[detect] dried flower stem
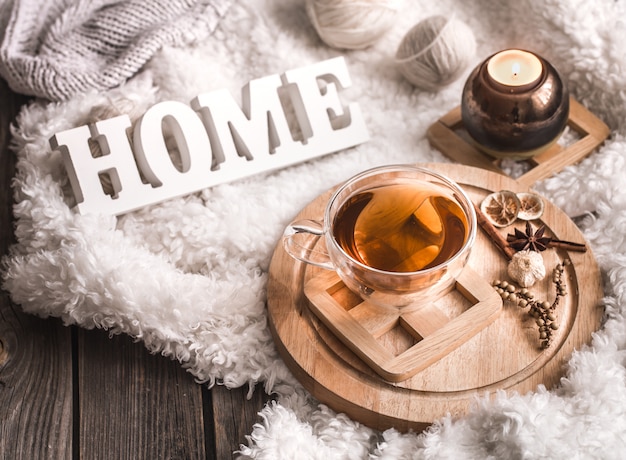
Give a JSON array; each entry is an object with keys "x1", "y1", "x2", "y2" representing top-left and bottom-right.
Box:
[{"x1": 493, "y1": 260, "x2": 569, "y2": 349}]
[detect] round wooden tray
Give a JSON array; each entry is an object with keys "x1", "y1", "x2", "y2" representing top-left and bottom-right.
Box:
[{"x1": 267, "y1": 163, "x2": 603, "y2": 432}]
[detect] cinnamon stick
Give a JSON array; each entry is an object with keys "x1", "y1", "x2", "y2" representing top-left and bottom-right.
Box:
[
  {"x1": 473, "y1": 202, "x2": 515, "y2": 260},
  {"x1": 548, "y1": 239, "x2": 587, "y2": 253}
]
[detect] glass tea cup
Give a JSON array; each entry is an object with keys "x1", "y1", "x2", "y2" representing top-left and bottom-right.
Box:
[{"x1": 283, "y1": 165, "x2": 477, "y2": 309}]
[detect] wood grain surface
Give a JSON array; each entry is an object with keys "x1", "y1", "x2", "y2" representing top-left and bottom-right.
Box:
[
  {"x1": 267, "y1": 163, "x2": 604, "y2": 432},
  {"x1": 304, "y1": 267, "x2": 502, "y2": 382},
  {"x1": 0, "y1": 78, "x2": 270, "y2": 459}
]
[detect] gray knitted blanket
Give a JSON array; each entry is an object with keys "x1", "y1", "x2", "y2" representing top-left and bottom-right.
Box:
[{"x1": 0, "y1": 0, "x2": 232, "y2": 100}]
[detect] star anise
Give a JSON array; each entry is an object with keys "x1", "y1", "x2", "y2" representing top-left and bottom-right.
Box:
[{"x1": 507, "y1": 221, "x2": 552, "y2": 252}]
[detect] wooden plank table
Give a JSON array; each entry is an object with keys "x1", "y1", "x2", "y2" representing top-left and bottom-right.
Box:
[{"x1": 0, "y1": 78, "x2": 269, "y2": 459}]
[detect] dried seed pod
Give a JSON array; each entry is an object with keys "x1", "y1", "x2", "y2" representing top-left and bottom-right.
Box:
[{"x1": 507, "y1": 249, "x2": 546, "y2": 287}]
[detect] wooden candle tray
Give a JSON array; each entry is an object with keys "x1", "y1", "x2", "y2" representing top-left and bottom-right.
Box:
[
  {"x1": 304, "y1": 268, "x2": 502, "y2": 382},
  {"x1": 427, "y1": 97, "x2": 610, "y2": 189}
]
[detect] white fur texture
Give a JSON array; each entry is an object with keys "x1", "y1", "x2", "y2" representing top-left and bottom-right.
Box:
[{"x1": 4, "y1": 0, "x2": 626, "y2": 458}]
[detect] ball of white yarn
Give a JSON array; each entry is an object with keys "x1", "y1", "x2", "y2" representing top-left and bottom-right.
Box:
[
  {"x1": 306, "y1": 0, "x2": 400, "y2": 50},
  {"x1": 396, "y1": 15, "x2": 476, "y2": 91}
]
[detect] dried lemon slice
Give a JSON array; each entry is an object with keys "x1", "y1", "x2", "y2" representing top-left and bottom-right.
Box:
[
  {"x1": 517, "y1": 192, "x2": 544, "y2": 220},
  {"x1": 480, "y1": 190, "x2": 521, "y2": 227}
]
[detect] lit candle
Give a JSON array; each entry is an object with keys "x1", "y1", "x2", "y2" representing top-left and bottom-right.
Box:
[
  {"x1": 486, "y1": 49, "x2": 543, "y2": 88},
  {"x1": 461, "y1": 49, "x2": 569, "y2": 159}
]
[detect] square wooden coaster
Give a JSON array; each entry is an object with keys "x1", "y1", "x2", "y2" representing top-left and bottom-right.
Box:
[
  {"x1": 304, "y1": 267, "x2": 502, "y2": 383},
  {"x1": 427, "y1": 97, "x2": 610, "y2": 189}
]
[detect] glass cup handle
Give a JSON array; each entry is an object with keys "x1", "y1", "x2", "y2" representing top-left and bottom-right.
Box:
[{"x1": 282, "y1": 219, "x2": 334, "y2": 270}]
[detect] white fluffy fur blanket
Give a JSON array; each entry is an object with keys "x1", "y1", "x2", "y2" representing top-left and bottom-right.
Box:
[{"x1": 4, "y1": 0, "x2": 626, "y2": 458}]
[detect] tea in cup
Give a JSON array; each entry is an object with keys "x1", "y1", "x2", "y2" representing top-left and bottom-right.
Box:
[{"x1": 283, "y1": 165, "x2": 477, "y2": 308}]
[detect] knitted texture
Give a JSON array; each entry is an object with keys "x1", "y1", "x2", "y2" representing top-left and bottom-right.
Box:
[{"x1": 0, "y1": 0, "x2": 232, "y2": 100}]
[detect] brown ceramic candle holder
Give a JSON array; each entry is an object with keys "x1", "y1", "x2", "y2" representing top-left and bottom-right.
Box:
[{"x1": 461, "y1": 50, "x2": 569, "y2": 159}]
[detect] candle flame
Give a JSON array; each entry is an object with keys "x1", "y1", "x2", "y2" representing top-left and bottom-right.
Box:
[{"x1": 512, "y1": 62, "x2": 521, "y2": 79}]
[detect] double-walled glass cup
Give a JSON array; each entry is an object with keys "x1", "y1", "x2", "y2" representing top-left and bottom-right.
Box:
[{"x1": 283, "y1": 165, "x2": 477, "y2": 309}]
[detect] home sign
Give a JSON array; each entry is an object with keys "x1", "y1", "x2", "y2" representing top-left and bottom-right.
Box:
[{"x1": 50, "y1": 57, "x2": 369, "y2": 216}]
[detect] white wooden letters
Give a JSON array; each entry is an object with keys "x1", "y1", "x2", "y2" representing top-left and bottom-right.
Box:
[{"x1": 49, "y1": 57, "x2": 369, "y2": 216}]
